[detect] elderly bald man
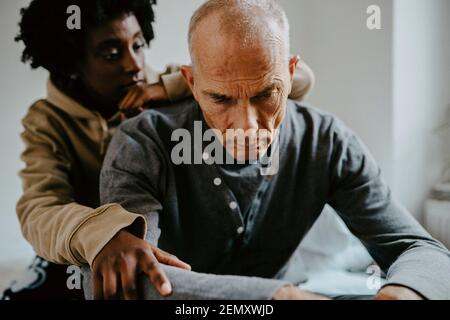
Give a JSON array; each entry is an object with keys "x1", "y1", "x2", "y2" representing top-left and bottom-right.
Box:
[{"x1": 83, "y1": 0, "x2": 450, "y2": 300}]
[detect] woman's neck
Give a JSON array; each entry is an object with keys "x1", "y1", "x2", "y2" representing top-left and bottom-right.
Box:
[{"x1": 51, "y1": 75, "x2": 118, "y2": 120}]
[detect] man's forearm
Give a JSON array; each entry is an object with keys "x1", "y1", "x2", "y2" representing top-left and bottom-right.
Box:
[
  {"x1": 82, "y1": 264, "x2": 289, "y2": 300},
  {"x1": 383, "y1": 245, "x2": 450, "y2": 300}
]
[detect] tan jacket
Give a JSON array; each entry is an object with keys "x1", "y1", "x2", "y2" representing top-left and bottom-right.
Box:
[{"x1": 17, "y1": 63, "x2": 314, "y2": 266}]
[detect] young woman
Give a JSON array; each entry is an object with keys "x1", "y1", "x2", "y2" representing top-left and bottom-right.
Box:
[{"x1": 2, "y1": 0, "x2": 314, "y2": 300}]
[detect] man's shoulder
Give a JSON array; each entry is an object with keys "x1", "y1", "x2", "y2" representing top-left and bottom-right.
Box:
[
  {"x1": 120, "y1": 97, "x2": 198, "y2": 135},
  {"x1": 287, "y1": 101, "x2": 366, "y2": 158},
  {"x1": 286, "y1": 99, "x2": 346, "y2": 135}
]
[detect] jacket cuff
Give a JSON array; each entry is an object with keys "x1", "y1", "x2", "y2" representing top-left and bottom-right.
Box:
[
  {"x1": 68, "y1": 204, "x2": 147, "y2": 266},
  {"x1": 160, "y1": 71, "x2": 191, "y2": 102}
]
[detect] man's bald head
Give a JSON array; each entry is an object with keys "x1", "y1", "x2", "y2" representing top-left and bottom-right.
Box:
[
  {"x1": 181, "y1": 0, "x2": 298, "y2": 162},
  {"x1": 188, "y1": 0, "x2": 290, "y2": 66}
]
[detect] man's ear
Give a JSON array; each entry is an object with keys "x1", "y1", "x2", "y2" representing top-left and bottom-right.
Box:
[
  {"x1": 181, "y1": 65, "x2": 195, "y2": 95},
  {"x1": 289, "y1": 55, "x2": 300, "y2": 82}
]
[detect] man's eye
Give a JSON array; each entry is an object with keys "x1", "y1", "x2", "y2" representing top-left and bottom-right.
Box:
[
  {"x1": 213, "y1": 97, "x2": 232, "y2": 104},
  {"x1": 253, "y1": 92, "x2": 274, "y2": 102},
  {"x1": 261, "y1": 92, "x2": 273, "y2": 99}
]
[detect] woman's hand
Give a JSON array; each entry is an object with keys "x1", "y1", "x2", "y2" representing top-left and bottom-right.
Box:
[
  {"x1": 119, "y1": 83, "x2": 169, "y2": 120},
  {"x1": 91, "y1": 229, "x2": 191, "y2": 300}
]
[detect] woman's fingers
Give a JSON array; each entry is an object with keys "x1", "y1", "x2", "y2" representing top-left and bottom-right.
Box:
[
  {"x1": 139, "y1": 250, "x2": 172, "y2": 297},
  {"x1": 120, "y1": 88, "x2": 141, "y2": 112},
  {"x1": 102, "y1": 268, "x2": 119, "y2": 300},
  {"x1": 119, "y1": 83, "x2": 170, "y2": 116},
  {"x1": 120, "y1": 258, "x2": 138, "y2": 300},
  {"x1": 119, "y1": 88, "x2": 147, "y2": 119},
  {"x1": 92, "y1": 270, "x2": 104, "y2": 300},
  {"x1": 153, "y1": 247, "x2": 191, "y2": 271},
  {"x1": 119, "y1": 87, "x2": 138, "y2": 110}
]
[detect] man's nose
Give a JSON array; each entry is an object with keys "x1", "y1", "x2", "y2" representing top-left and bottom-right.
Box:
[{"x1": 234, "y1": 102, "x2": 259, "y2": 131}]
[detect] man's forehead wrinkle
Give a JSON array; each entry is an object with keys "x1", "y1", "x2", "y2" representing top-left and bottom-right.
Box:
[
  {"x1": 204, "y1": 71, "x2": 276, "y2": 85},
  {"x1": 209, "y1": 58, "x2": 275, "y2": 78},
  {"x1": 203, "y1": 76, "x2": 282, "y2": 100},
  {"x1": 195, "y1": 38, "x2": 284, "y2": 77}
]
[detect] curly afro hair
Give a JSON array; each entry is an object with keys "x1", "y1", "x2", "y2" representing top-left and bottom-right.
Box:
[{"x1": 15, "y1": 0, "x2": 157, "y2": 79}]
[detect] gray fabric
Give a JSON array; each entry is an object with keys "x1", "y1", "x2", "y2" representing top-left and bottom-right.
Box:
[
  {"x1": 217, "y1": 162, "x2": 263, "y2": 222},
  {"x1": 81, "y1": 265, "x2": 288, "y2": 300},
  {"x1": 96, "y1": 97, "x2": 450, "y2": 300}
]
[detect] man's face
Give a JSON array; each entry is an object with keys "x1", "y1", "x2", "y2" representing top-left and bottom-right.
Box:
[
  {"x1": 80, "y1": 14, "x2": 147, "y2": 108},
  {"x1": 183, "y1": 17, "x2": 298, "y2": 161}
]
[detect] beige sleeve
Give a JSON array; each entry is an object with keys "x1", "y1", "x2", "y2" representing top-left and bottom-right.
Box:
[
  {"x1": 144, "y1": 64, "x2": 191, "y2": 102},
  {"x1": 157, "y1": 64, "x2": 192, "y2": 102},
  {"x1": 16, "y1": 107, "x2": 147, "y2": 266},
  {"x1": 288, "y1": 60, "x2": 315, "y2": 102}
]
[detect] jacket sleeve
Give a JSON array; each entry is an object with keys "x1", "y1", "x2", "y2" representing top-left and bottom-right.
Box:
[
  {"x1": 159, "y1": 64, "x2": 192, "y2": 102},
  {"x1": 16, "y1": 105, "x2": 147, "y2": 266},
  {"x1": 144, "y1": 64, "x2": 191, "y2": 102}
]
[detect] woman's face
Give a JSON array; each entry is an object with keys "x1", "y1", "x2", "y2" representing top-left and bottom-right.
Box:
[{"x1": 79, "y1": 13, "x2": 147, "y2": 108}]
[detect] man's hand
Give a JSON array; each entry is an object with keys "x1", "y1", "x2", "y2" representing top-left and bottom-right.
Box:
[
  {"x1": 374, "y1": 285, "x2": 424, "y2": 300},
  {"x1": 119, "y1": 83, "x2": 169, "y2": 120},
  {"x1": 272, "y1": 285, "x2": 331, "y2": 300},
  {"x1": 92, "y1": 229, "x2": 191, "y2": 300}
]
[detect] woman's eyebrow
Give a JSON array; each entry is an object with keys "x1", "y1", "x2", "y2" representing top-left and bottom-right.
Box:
[
  {"x1": 95, "y1": 39, "x2": 121, "y2": 51},
  {"x1": 95, "y1": 31, "x2": 144, "y2": 51}
]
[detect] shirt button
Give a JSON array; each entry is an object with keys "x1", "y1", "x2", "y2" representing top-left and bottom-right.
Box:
[
  {"x1": 229, "y1": 201, "x2": 238, "y2": 210},
  {"x1": 237, "y1": 226, "x2": 244, "y2": 235},
  {"x1": 214, "y1": 178, "x2": 222, "y2": 186},
  {"x1": 202, "y1": 152, "x2": 210, "y2": 161}
]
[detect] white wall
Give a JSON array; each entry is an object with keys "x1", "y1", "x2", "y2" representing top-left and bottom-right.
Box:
[
  {"x1": 146, "y1": 0, "x2": 205, "y2": 70},
  {"x1": 0, "y1": 0, "x2": 46, "y2": 263},
  {"x1": 392, "y1": 0, "x2": 450, "y2": 220},
  {"x1": 280, "y1": 0, "x2": 395, "y2": 183}
]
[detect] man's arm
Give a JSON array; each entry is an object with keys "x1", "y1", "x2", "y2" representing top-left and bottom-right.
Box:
[
  {"x1": 93, "y1": 116, "x2": 325, "y2": 300},
  {"x1": 327, "y1": 118, "x2": 450, "y2": 300},
  {"x1": 83, "y1": 263, "x2": 291, "y2": 300}
]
